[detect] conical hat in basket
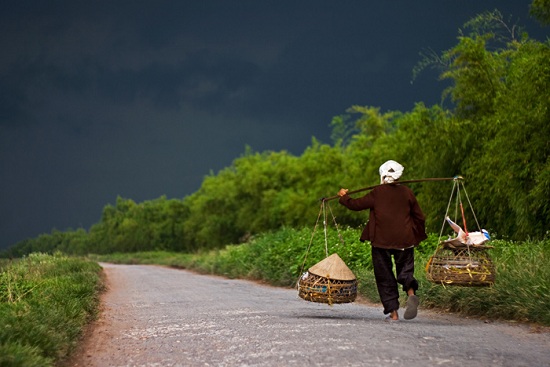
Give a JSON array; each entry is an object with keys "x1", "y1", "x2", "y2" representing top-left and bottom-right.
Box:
[{"x1": 308, "y1": 253, "x2": 356, "y2": 281}]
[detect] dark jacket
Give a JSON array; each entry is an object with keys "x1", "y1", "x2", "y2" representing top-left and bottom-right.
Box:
[{"x1": 339, "y1": 184, "x2": 427, "y2": 249}]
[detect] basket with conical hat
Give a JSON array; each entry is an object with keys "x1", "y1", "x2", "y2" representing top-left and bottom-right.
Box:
[{"x1": 298, "y1": 253, "x2": 358, "y2": 305}]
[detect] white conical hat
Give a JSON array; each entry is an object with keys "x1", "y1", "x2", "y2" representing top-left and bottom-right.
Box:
[{"x1": 308, "y1": 253, "x2": 356, "y2": 281}]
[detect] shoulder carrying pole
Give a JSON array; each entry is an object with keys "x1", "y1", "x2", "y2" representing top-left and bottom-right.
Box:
[{"x1": 320, "y1": 176, "x2": 463, "y2": 202}]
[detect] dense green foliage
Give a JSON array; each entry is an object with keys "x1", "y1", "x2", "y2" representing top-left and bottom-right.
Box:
[
  {"x1": 0, "y1": 253, "x2": 103, "y2": 367},
  {"x1": 94, "y1": 227, "x2": 550, "y2": 326},
  {"x1": 1, "y1": 11, "x2": 548, "y2": 257}
]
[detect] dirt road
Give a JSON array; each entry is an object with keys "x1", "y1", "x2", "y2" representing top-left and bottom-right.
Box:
[{"x1": 66, "y1": 263, "x2": 550, "y2": 367}]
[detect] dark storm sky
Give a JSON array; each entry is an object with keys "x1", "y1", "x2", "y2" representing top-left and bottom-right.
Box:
[{"x1": 0, "y1": 1, "x2": 546, "y2": 250}]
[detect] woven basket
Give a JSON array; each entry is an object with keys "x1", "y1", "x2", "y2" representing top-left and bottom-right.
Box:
[
  {"x1": 297, "y1": 253, "x2": 358, "y2": 305},
  {"x1": 426, "y1": 242, "x2": 495, "y2": 287},
  {"x1": 298, "y1": 272, "x2": 358, "y2": 304}
]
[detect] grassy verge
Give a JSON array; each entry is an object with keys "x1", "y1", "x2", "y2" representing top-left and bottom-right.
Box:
[
  {"x1": 94, "y1": 227, "x2": 550, "y2": 326},
  {"x1": 0, "y1": 253, "x2": 104, "y2": 367}
]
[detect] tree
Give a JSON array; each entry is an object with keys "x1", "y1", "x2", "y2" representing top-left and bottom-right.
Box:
[
  {"x1": 465, "y1": 39, "x2": 550, "y2": 239},
  {"x1": 530, "y1": 0, "x2": 550, "y2": 25}
]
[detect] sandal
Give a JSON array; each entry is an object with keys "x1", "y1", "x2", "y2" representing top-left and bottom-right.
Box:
[{"x1": 404, "y1": 295, "x2": 419, "y2": 320}]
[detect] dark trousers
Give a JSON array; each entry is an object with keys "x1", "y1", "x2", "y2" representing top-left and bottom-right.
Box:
[{"x1": 371, "y1": 246, "x2": 418, "y2": 314}]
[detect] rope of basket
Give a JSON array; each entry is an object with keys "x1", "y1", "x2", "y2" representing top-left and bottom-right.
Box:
[
  {"x1": 296, "y1": 200, "x2": 357, "y2": 305},
  {"x1": 297, "y1": 199, "x2": 345, "y2": 284},
  {"x1": 437, "y1": 177, "x2": 484, "y2": 240},
  {"x1": 427, "y1": 177, "x2": 495, "y2": 286}
]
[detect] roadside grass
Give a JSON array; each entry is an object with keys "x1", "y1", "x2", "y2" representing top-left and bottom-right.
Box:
[
  {"x1": 0, "y1": 253, "x2": 103, "y2": 367},
  {"x1": 95, "y1": 227, "x2": 550, "y2": 326}
]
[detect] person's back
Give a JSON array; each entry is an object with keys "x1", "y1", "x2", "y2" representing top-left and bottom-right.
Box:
[
  {"x1": 339, "y1": 183, "x2": 426, "y2": 249},
  {"x1": 337, "y1": 160, "x2": 425, "y2": 321},
  {"x1": 369, "y1": 184, "x2": 419, "y2": 248}
]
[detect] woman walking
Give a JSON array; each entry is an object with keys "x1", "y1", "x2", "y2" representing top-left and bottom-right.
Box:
[{"x1": 338, "y1": 160, "x2": 427, "y2": 321}]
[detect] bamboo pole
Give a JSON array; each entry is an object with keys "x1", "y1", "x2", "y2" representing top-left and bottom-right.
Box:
[{"x1": 321, "y1": 176, "x2": 463, "y2": 202}]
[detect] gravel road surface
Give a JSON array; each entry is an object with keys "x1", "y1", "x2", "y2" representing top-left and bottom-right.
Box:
[{"x1": 67, "y1": 263, "x2": 550, "y2": 367}]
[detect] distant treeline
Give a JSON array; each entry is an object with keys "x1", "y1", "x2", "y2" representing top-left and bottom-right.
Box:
[{"x1": 2, "y1": 11, "x2": 549, "y2": 258}]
